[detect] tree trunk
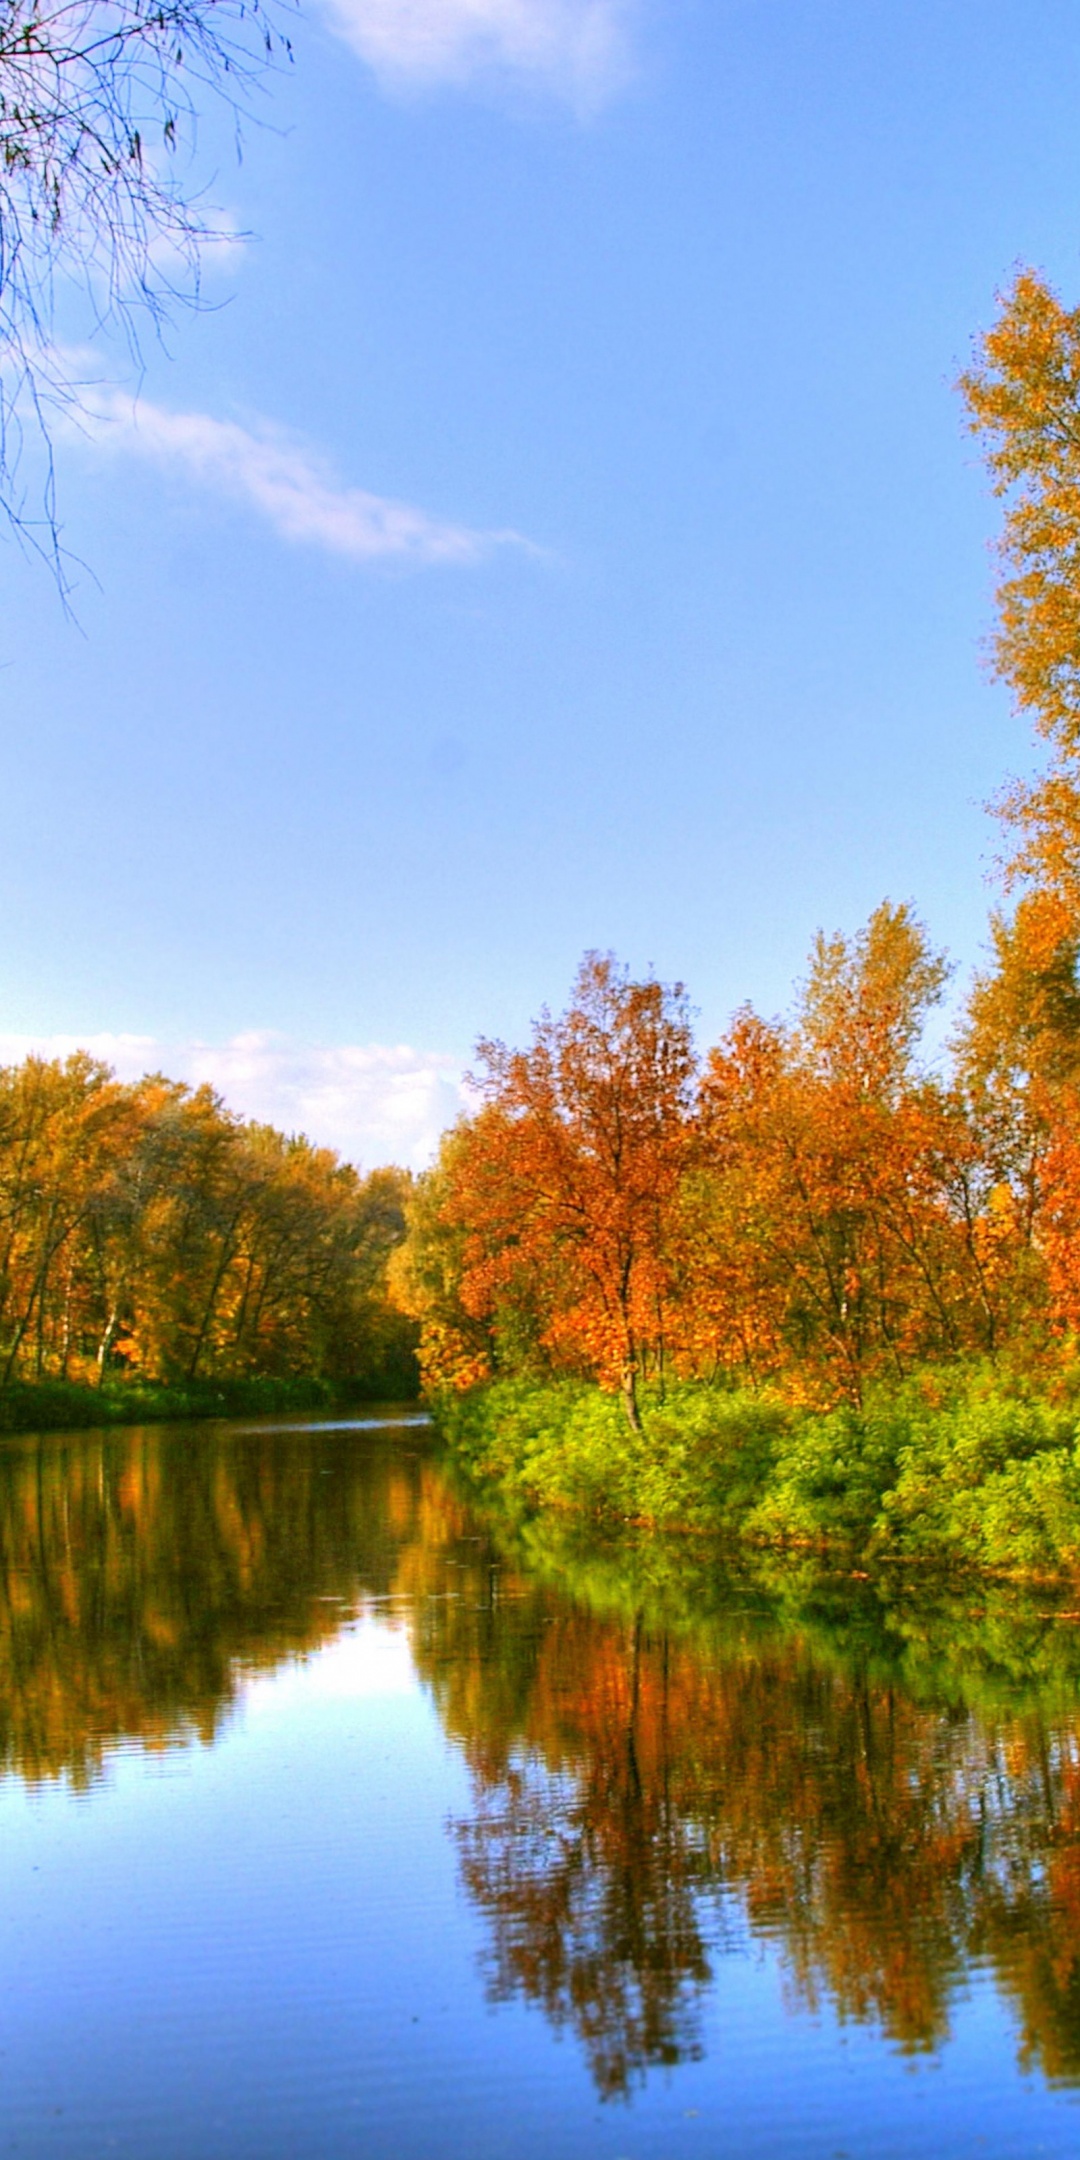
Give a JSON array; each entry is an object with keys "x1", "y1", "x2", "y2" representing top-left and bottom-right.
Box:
[
  {"x1": 620, "y1": 1361, "x2": 643, "y2": 1434},
  {"x1": 59, "y1": 1258, "x2": 75, "y2": 1379},
  {"x1": 96, "y1": 1306, "x2": 119, "y2": 1383}
]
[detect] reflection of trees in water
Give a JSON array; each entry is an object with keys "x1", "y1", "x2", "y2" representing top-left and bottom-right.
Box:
[
  {"x1": 411, "y1": 1565, "x2": 1080, "y2": 2097},
  {"x1": 456, "y1": 1620, "x2": 714, "y2": 2098},
  {"x1": 0, "y1": 1422, "x2": 462, "y2": 1785},
  {"x1": 5, "y1": 1430, "x2": 1080, "y2": 2098}
]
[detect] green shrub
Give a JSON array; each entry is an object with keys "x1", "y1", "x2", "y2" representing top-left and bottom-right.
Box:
[
  {"x1": 436, "y1": 1378, "x2": 789, "y2": 1528},
  {"x1": 877, "y1": 1383, "x2": 1080, "y2": 1558},
  {"x1": 745, "y1": 1402, "x2": 907, "y2": 1549},
  {"x1": 434, "y1": 1365, "x2": 1080, "y2": 1579}
]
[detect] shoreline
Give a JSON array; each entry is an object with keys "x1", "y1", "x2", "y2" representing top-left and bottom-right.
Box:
[{"x1": 0, "y1": 1373, "x2": 422, "y2": 1436}]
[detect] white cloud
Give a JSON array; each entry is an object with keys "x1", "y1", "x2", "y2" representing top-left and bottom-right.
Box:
[
  {"x1": 0, "y1": 1032, "x2": 467, "y2": 1169},
  {"x1": 71, "y1": 385, "x2": 527, "y2": 567},
  {"x1": 321, "y1": 0, "x2": 635, "y2": 107}
]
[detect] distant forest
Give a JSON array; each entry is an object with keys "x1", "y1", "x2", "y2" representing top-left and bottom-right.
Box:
[{"x1": 0, "y1": 1055, "x2": 415, "y2": 1396}]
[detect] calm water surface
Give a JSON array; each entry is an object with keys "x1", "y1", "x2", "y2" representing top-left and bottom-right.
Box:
[{"x1": 4, "y1": 1412, "x2": 1080, "y2": 2156}]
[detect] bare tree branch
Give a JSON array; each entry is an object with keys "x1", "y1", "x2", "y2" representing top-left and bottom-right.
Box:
[{"x1": 0, "y1": 0, "x2": 292, "y2": 585}]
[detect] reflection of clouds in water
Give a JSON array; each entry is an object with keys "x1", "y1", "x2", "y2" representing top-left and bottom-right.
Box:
[
  {"x1": 0, "y1": 1030, "x2": 465, "y2": 1168},
  {"x1": 245, "y1": 1617, "x2": 418, "y2": 1713}
]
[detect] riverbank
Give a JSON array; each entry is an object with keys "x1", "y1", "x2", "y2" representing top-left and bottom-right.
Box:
[
  {"x1": 0, "y1": 1372, "x2": 421, "y2": 1435},
  {"x1": 434, "y1": 1368, "x2": 1080, "y2": 1580}
]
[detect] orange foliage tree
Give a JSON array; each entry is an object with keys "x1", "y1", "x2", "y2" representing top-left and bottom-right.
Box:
[
  {"x1": 404, "y1": 914, "x2": 1054, "y2": 1411},
  {"x1": 960, "y1": 270, "x2": 1080, "y2": 1341},
  {"x1": 426, "y1": 954, "x2": 697, "y2": 1429},
  {"x1": 960, "y1": 270, "x2": 1080, "y2": 914},
  {"x1": 690, "y1": 905, "x2": 997, "y2": 1400}
]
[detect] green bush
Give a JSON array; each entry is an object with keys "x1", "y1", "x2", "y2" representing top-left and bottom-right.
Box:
[
  {"x1": 877, "y1": 1382, "x2": 1080, "y2": 1559},
  {"x1": 436, "y1": 1377, "x2": 789, "y2": 1528},
  {"x1": 434, "y1": 1364, "x2": 1080, "y2": 1580},
  {"x1": 745, "y1": 1401, "x2": 907, "y2": 1549}
]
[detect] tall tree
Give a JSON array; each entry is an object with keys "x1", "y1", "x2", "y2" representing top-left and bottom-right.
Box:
[
  {"x1": 0, "y1": 1053, "x2": 131, "y2": 1383},
  {"x1": 441, "y1": 954, "x2": 697, "y2": 1430},
  {"x1": 960, "y1": 269, "x2": 1080, "y2": 916},
  {"x1": 0, "y1": 1050, "x2": 416, "y2": 1391},
  {"x1": 959, "y1": 271, "x2": 1080, "y2": 1336},
  {"x1": 695, "y1": 906, "x2": 990, "y2": 1400}
]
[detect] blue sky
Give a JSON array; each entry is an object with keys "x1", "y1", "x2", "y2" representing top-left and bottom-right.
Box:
[{"x1": 3, "y1": 0, "x2": 1080, "y2": 1163}]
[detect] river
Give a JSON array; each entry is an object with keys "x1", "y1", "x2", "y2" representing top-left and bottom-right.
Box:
[{"x1": 3, "y1": 1409, "x2": 1080, "y2": 2156}]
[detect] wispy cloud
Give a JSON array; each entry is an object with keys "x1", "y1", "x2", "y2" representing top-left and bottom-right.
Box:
[
  {"x1": 321, "y1": 0, "x2": 636, "y2": 108},
  {"x1": 71, "y1": 384, "x2": 528, "y2": 567},
  {"x1": 0, "y1": 1032, "x2": 467, "y2": 1169}
]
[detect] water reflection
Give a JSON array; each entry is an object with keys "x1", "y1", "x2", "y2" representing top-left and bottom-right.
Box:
[
  {"x1": 4, "y1": 1420, "x2": 1080, "y2": 2101},
  {"x1": 0, "y1": 1416, "x2": 450, "y2": 1784},
  {"x1": 412, "y1": 1517, "x2": 1080, "y2": 2096}
]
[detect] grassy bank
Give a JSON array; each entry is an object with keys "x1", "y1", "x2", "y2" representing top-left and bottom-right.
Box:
[
  {"x1": 0, "y1": 1371, "x2": 421, "y2": 1435},
  {"x1": 433, "y1": 1368, "x2": 1080, "y2": 1580}
]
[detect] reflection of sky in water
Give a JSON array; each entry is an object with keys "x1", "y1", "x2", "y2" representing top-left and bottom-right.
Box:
[
  {"x1": 2, "y1": 1421, "x2": 1080, "y2": 2157},
  {"x1": 243, "y1": 1614, "x2": 418, "y2": 1705},
  {"x1": 227, "y1": 1414, "x2": 433, "y2": 1436}
]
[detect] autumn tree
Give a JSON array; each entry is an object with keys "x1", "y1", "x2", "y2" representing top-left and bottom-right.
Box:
[
  {"x1": 960, "y1": 270, "x2": 1080, "y2": 916},
  {"x1": 693, "y1": 905, "x2": 993, "y2": 1400},
  {"x1": 0, "y1": 1048, "x2": 415, "y2": 1393},
  {"x1": 0, "y1": 1052, "x2": 133, "y2": 1383},
  {"x1": 959, "y1": 271, "x2": 1080, "y2": 1339},
  {"x1": 390, "y1": 1123, "x2": 504, "y2": 1395},
  {"x1": 426, "y1": 954, "x2": 697, "y2": 1430}
]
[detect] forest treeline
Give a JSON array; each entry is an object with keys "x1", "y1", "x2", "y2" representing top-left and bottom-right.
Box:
[
  {"x1": 401, "y1": 912, "x2": 1037, "y2": 1416},
  {"x1": 393, "y1": 273, "x2": 1080, "y2": 1566},
  {"x1": 0, "y1": 1055, "x2": 417, "y2": 1412}
]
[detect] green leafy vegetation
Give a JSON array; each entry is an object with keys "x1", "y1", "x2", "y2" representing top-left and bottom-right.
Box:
[{"x1": 435, "y1": 1368, "x2": 1080, "y2": 1579}]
